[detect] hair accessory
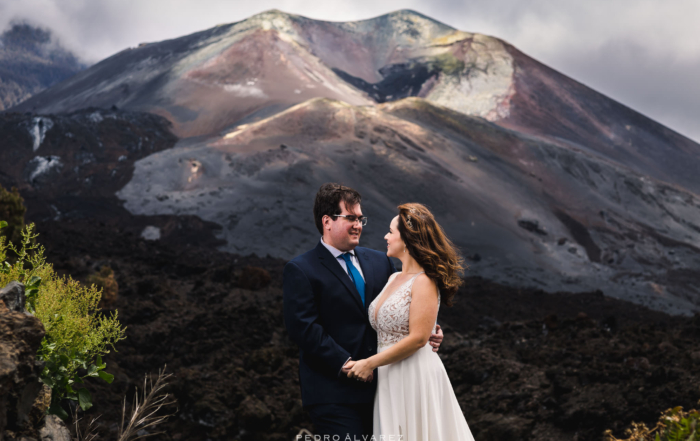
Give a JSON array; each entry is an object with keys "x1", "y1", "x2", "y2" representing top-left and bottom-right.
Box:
[{"x1": 406, "y1": 208, "x2": 418, "y2": 228}]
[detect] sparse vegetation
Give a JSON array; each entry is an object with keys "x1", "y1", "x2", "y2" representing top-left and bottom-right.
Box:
[
  {"x1": 117, "y1": 366, "x2": 176, "y2": 441},
  {"x1": 0, "y1": 185, "x2": 27, "y2": 247},
  {"x1": 428, "y1": 52, "x2": 466, "y2": 76},
  {"x1": 0, "y1": 220, "x2": 126, "y2": 419},
  {"x1": 70, "y1": 366, "x2": 176, "y2": 441},
  {"x1": 605, "y1": 404, "x2": 700, "y2": 441}
]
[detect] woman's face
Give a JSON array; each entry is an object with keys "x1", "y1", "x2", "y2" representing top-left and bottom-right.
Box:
[{"x1": 384, "y1": 216, "x2": 403, "y2": 258}]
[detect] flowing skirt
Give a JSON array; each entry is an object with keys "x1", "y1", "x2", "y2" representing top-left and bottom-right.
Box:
[{"x1": 373, "y1": 343, "x2": 475, "y2": 441}]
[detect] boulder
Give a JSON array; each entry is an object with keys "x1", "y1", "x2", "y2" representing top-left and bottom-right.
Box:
[
  {"x1": 0, "y1": 292, "x2": 46, "y2": 440},
  {"x1": 0, "y1": 282, "x2": 25, "y2": 313},
  {"x1": 38, "y1": 416, "x2": 71, "y2": 441}
]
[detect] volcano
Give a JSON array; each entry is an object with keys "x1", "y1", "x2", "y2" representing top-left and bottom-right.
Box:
[{"x1": 5, "y1": 10, "x2": 700, "y2": 315}]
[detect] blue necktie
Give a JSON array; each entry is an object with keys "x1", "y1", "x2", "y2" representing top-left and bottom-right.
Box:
[{"x1": 341, "y1": 253, "x2": 366, "y2": 306}]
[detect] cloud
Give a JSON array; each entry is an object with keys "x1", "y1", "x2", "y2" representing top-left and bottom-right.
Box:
[
  {"x1": 0, "y1": 0, "x2": 698, "y2": 142},
  {"x1": 551, "y1": 37, "x2": 700, "y2": 143}
]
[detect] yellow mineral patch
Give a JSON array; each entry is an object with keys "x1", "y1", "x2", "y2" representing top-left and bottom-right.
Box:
[
  {"x1": 432, "y1": 31, "x2": 474, "y2": 46},
  {"x1": 223, "y1": 124, "x2": 249, "y2": 139},
  {"x1": 221, "y1": 99, "x2": 351, "y2": 142}
]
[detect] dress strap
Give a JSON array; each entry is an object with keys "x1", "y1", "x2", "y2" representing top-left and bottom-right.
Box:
[{"x1": 409, "y1": 271, "x2": 424, "y2": 283}]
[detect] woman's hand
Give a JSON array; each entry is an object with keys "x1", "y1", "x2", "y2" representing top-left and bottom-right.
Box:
[
  {"x1": 429, "y1": 324, "x2": 444, "y2": 352},
  {"x1": 347, "y1": 358, "x2": 374, "y2": 382}
]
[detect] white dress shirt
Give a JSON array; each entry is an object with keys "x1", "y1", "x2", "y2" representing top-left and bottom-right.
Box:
[{"x1": 320, "y1": 237, "x2": 365, "y2": 281}]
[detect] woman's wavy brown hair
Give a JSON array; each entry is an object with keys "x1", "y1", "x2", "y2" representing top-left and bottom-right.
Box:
[{"x1": 397, "y1": 203, "x2": 465, "y2": 306}]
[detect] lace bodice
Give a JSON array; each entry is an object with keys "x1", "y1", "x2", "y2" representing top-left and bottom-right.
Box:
[{"x1": 369, "y1": 272, "x2": 440, "y2": 349}]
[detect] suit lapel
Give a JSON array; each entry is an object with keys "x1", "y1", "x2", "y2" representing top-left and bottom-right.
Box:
[
  {"x1": 316, "y1": 243, "x2": 366, "y2": 315},
  {"x1": 354, "y1": 248, "x2": 375, "y2": 310}
]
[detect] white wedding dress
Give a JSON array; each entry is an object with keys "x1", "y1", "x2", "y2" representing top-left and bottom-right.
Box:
[{"x1": 368, "y1": 272, "x2": 475, "y2": 441}]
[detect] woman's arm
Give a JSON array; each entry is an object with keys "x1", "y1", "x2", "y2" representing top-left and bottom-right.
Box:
[{"x1": 348, "y1": 274, "x2": 439, "y2": 381}]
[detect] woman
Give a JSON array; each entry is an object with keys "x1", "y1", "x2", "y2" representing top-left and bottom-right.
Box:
[{"x1": 347, "y1": 203, "x2": 474, "y2": 440}]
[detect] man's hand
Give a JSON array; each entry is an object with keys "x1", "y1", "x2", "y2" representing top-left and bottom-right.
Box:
[
  {"x1": 429, "y1": 324, "x2": 444, "y2": 352},
  {"x1": 342, "y1": 360, "x2": 373, "y2": 381},
  {"x1": 341, "y1": 359, "x2": 355, "y2": 374},
  {"x1": 347, "y1": 359, "x2": 374, "y2": 382}
]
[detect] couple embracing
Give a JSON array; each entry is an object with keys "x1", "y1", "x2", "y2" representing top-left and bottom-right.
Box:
[{"x1": 284, "y1": 183, "x2": 474, "y2": 440}]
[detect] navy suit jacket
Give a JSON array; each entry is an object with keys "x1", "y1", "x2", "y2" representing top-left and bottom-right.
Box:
[{"x1": 283, "y1": 241, "x2": 396, "y2": 406}]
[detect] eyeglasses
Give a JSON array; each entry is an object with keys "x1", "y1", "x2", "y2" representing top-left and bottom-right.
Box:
[{"x1": 332, "y1": 215, "x2": 368, "y2": 226}]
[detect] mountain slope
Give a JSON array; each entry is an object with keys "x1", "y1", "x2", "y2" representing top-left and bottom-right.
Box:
[
  {"x1": 11, "y1": 10, "x2": 699, "y2": 194},
  {"x1": 114, "y1": 97, "x2": 700, "y2": 314},
  {"x1": 4, "y1": 10, "x2": 700, "y2": 314},
  {"x1": 498, "y1": 43, "x2": 700, "y2": 194},
  {"x1": 0, "y1": 23, "x2": 86, "y2": 110},
  {"x1": 7, "y1": 10, "x2": 515, "y2": 138}
]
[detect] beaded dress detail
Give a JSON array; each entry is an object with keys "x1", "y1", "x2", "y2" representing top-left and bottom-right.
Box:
[{"x1": 368, "y1": 272, "x2": 439, "y2": 350}]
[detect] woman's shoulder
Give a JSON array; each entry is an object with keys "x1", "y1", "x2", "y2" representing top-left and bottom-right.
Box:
[{"x1": 412, "y1": 273, "x2": 438, "y2": 296}]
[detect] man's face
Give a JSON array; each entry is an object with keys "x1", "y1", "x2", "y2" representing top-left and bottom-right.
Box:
[{"x1": 323, "y1": 202, "x2": 363, "y2": 251}]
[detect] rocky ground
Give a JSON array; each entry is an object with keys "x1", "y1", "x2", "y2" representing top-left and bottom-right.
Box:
[{"x1": 26, "y1": 214, "x2": 700, "y2": 441}]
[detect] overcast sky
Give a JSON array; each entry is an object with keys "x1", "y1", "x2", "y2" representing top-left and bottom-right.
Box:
[{"x1": 1, "y1": 0, "x2": 699, "y2": 143}]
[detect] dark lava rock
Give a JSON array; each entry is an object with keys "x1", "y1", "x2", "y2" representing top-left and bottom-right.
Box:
[
  {"x1": 518, "y1": 218, "x2": 548, "y2": 236},
  {"x1": 472, "y1": 413, "x2": 532, "y2": 441},
  {"x1": 238, "y1": 266, "x2": 272, "y2": 291},
  {"x1": 0, "y1": 293, "x2": 47, "y2": 439},
  {"x1": 24, "y1": 216, "x2": 700, "y2": 441},
  {"x1": 0, "y1": 108, "x2": 178, "y2": 226},
  {"x1": 237, "y1": 396, "x2": 273, "y2": 430}
]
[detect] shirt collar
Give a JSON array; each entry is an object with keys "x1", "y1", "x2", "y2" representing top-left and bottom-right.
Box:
[{"x1": 320, "y1": 237, "x2": 356, "y2": 259}]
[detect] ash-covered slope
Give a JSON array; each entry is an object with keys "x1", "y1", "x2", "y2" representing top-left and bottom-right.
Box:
[
  {"x1": 7, "y1": 10, "x2": 520, "y2": 140},
  {"x1": 5, "y1": 10, "x2": 700, "y2": 314},
  {"x1": 0, "y1": 23, "x2": 86, "y2": 111},
  {"x1": 498, "y1": 44, "x2": 700, "y2": 195},
  {"x1": 9, "y1": 10, "x2": 372, "y2": 137},
  {"x1": 116, "y1": 97, "x2": 700, "y2": 315},
  {"x1": 11, "y1": 10, "x2": 700, "y2": 193}
]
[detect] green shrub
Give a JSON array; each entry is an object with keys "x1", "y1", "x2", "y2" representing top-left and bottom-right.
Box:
[
  {"x1": 0, "y1": 221, "x2": 127, "y2": 419},
  {"x1": 0, "y1": 185, "x2": 27, "y2": 247},
  {"x1": 605, "y1": 404, "x2": 700, "y2": 441}
]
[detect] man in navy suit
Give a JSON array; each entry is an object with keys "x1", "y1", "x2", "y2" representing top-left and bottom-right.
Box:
[{"x1": 284, "y1": 183, "x2": 443, "y2": 438}]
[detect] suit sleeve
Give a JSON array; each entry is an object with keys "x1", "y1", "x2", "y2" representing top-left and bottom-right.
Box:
[{"x1": 283, "y1": 261, "x2": 351, "y2": 374}]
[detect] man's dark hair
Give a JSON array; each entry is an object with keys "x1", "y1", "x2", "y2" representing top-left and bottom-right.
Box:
[{"x1": 313, "y1": 183, "x2": 362, "y2": 234}]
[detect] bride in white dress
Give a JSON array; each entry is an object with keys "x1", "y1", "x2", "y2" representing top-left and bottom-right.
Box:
[{"x1": 348, "y1": 203, "x2": 475, "y2": 441}]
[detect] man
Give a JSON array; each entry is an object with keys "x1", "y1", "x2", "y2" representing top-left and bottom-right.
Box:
[{"x1": 283, "y1": 183, "x2": 444, "y2": 438}]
